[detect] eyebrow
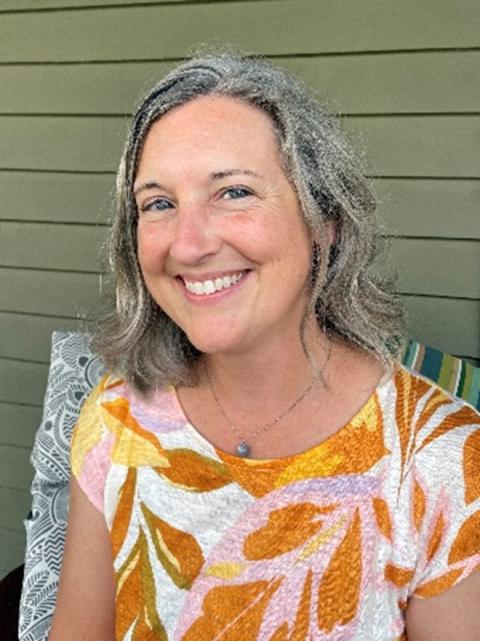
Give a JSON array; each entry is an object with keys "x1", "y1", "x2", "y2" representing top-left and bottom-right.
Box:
[
  {"x1": 133, "y1": 169, "x2": 263, "y2": 197},
  {"x1": 133, "y1": 181, "x2": 166, "y2": 197},
  {"x1": 209, "y1": 168, "x2": 263, "y2": 181}
]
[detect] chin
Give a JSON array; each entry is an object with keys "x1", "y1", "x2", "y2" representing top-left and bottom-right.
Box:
[
  {"x1": 183, "y1": 329, "x2": 241, "y2": 356},
  {"x1": 180, "y1": 318, "x2": 243, "y2": 355}
]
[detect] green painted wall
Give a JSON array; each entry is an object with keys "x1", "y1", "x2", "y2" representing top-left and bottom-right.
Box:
[{"x1": 0, "y1": 0, "x2": 479, "y2": 577}]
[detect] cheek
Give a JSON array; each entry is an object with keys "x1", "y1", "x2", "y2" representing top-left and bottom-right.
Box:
[{"x1": 137, "y1": 227, "x2": 167, "y2": 274}]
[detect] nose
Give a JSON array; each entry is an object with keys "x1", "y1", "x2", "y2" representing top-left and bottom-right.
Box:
[{"x1": 168, "y1": 205, "x2": 221, "y2": 265}]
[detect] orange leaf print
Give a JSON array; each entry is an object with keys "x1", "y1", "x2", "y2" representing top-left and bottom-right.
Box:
[
  {"x1": 116, "y1": 542, "x2": 142, "y2": 640},
  {"x1": 413, "y1": 479, "x2": 426, "y2": 532},
  {"x1": 103, "y1": 397, "x2": 160, "y2": 447},
  {"x1": 180, "y1": 578, "x2": 283, "y2": 641},
  {"x1": 102, "y1": 397, "x2": 169, "y2": 467},
  {"x1": 244, "y1": 503, "x2": 334, "y2": 561},
  {"x1": 216, "y1": 452, "x2": 283, "y2": 498},
  {"x1": 291, "y1": 569, "x2": 313, "y2": 641},
  {"x1": 464, "y1": 430, "x2": 480, "y2": 505},
  {"x1": 278, "y1": 394, "x2": 388, "y2": 486},
  {"x1": 414, "y1": 568, "x2": 463, "y2": 598},
  {"x1": 448, "y1": 510, "x2": 480, "y2": 564},
  {"x1": 268, "y1": 622, "x2": 289, "y2": 641},
  {"x1": 115, "y1": 532, "x2": 167, "y2": 641},
  {"x1": 103, "y1": 374, "x2": 124, "y2": 391},
  {"x1": 426, "y1": 512, "x2": 445, "y2": 562},
  {"x1": 373, "y1": 498, "x2": 392, "y2": 541},
  {"x1": 384, "y1": 564, "x2": 414, "y2": 588},
  {"x1": 415, "y1": 388, "x2": 454, "y2": 434},
  {"x1": 395, "y1": 370, "x2": 432, "y2": 474},
  {"x1": 263, "y1": 572, "x2": 313, "y2": 641},
  {"x1": 317, "y1": 510, "x2": 362, "y2": 633},
  {"x1": 111, "y1": 468, "x2": 136, "y2": 558},
  {"x1": 417, "y1": 405, "x2": 479, "y2": 455},
  {"x1": 142, "y1": 503, "x2": 204, "y2": 589},
  {"x1": 156, "y1": 448, "x2": 232, "y2": 492}
]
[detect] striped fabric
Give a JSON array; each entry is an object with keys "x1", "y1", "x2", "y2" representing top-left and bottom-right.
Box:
[{"x1": 403, "y1": 341, "x2": 480, "y2": 410}]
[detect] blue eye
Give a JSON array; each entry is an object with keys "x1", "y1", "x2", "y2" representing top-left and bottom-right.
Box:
[
  {"x1": 223, "y1": 187, "x2": 253, "y2": 200},
  {"x1": 141, "y1": 198, "x2": 174, "y2": 212}
]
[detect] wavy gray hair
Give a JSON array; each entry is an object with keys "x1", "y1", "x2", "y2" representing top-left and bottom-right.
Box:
[{"x1": 93, "y1": 51, "x2": 405, "y2": 395}]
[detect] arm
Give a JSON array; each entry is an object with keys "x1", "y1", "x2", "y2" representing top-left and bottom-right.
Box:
[
  {"x1": 48, "y1": 476, "x2": 116, "y2": 641},
  {"x1": 406, "y1": 571, "x2": 480, "y2": 641}
]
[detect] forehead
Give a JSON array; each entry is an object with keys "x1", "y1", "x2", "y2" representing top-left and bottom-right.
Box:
[{"x1": 137, "y1": 95, "x2": 283, "y2": 171}]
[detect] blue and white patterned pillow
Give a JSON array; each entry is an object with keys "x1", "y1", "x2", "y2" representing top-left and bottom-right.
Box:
[{"x1": 19, "y1": 331, "x2": 105, "y2": 641}]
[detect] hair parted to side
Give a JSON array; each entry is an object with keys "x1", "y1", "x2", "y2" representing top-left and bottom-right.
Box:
[{"x1": 92, "y1": 49, "x2": 406, "y2": 395}]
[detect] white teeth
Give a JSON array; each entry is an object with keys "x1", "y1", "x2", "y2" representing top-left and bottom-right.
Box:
[
  {"x1": 184, "y1": 271, "x2": 246, "y2": 296},
  {"x1": 204, "y1": 280, "x2": 215, "y2": 294}
]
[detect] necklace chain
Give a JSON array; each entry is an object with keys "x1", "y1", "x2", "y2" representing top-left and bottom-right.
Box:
[{"x1": 203, "y1": 341, "x2": 332, "y2": 457}]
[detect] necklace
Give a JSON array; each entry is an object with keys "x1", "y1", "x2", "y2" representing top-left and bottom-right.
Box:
[{"x1": 203, "y1": 342, "x2": 332, "y2": 458}]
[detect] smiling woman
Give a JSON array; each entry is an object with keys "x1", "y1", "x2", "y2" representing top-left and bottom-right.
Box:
[{"x1": 48, "y1": 52, "x2": 480, "y2": 641}]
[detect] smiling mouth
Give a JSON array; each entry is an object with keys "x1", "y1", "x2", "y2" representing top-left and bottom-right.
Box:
[{"x1": 182, "y1": 271, "x2": 249, "y2": 296}]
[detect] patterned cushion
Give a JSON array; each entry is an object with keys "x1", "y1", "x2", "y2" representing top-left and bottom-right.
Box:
[
  {"x1": 18, "y1": 332, "x2": 479, "y2": 640},
  {"x1": 404, "y1": 341, "x2": 480, "y2": 410},
  {"x1": 19, "y1": 331, "x2": 105, "y2": 641}
]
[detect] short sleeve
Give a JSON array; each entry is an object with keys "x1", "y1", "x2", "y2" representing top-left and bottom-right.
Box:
[
  {"x1": 70, "y1": 376, "x2": 115, "y2": 513},
  {"x1": 410, "y1": 406, "x2": 480, "y2": 599}
]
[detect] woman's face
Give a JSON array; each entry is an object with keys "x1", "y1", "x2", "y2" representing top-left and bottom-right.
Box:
[{"x1": 134, "y1": 95, "x2": 313, "y2": 356}]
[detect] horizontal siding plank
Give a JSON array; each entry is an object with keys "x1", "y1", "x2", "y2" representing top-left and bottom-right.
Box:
[
  {"x1": 0, "y1": 0, "x2": 194, "y2": 8},
  {"x1": 0, "y1": 359, "x2": 49, "y2": 405},
  {"x1": 0, "y1": 221, "x2": 108, "y2": 271},
  {"x1": 2, "y1": 115, "x2": 479, "y2": 177},
  {"x1": 2, "y1": 172, "x2": 478, "y2": 240},
  {"x1": 0, "y1": 116, "x2": 126, "y2": 173},
  {"x1": 0, "y1": 444, "x2": 33, "y2": 490},
  {"x1": 0, "y1": 1, "x2": 478, "y2": 63},
  {"x1": 0, "y1": 402, "x2": 42, "y2": 448},
  {"x1": 376, "y1": 178, "x2": 480, "y2": 240},
  {"x1": 405, "y1": 297, "x2": 480, "y2": 358},
  {"x1": 0, "y1": 172, "x2": 114, "y2": 223},
  {"x1": 393, "y1": 239, "x2": 480, "y2": 299},
  {"x1": 353, "y1": 116, "x2": 480, "y2": 178},
  {"x1": 2, "y1": 52, "x2": 479, "y2": 115},
  {"x1": 0, "y1": 312, "x2": 81, "y2": 361},
  {"x1": 0, "y1": 487, "x2": 31, "y2": 534},
  {"x1": 1, "y1": 223, "x2": 478, "y2": 299},
  {"x1": 0, "y1": 527, "x2": 25, "y2": 581},
  {"x1": 284, "y1": 52, "x2": 480, "y2": 116},
  {"x1": 0, "y1": 267, "x2": 101, "y2": 317}
]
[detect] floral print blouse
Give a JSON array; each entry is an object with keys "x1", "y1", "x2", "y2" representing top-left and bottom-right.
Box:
[{"x1": 71, "y1": 366, "x2": 480, "y2": 641}]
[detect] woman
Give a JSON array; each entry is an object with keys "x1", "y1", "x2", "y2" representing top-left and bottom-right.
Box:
[{"x1": 49, "y1": 52, "x2": 480, "y2": 640}]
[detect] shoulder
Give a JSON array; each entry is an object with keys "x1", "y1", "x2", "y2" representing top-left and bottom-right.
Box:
[
  {"x1": 383, "y1": 365, "x2": 479, "y2": 447},
  {"x1": 71, "y1": 374, "x2": 186, "y2": 508},
  {"x1": 73, "y1": 374, "x2": 188, "y2": 471},
  {"x1": 74, "y1": 373, "x2": 183, "y2": 432},
  {"x1": 380, "y1": 367, "x2": 480, "y2": 599},
  {"x1": 379, "y1": 365, "x2": 479, "y2": 510}
]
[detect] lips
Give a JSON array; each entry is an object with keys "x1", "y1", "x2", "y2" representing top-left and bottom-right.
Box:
[{"x1": 182, "y1": 270, "x2": 248, "y2": 296}]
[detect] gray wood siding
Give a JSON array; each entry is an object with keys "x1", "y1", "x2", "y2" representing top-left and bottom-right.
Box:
[{"x1": 0, "y1": 0, "x2": 478, "y2": 577}]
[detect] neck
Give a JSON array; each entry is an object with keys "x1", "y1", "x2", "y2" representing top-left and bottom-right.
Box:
[{"x1": 200, "y1": 319, "x2": 330, "y2": 418}]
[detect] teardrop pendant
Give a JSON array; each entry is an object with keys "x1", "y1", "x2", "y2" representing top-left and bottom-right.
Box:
[{"x1": 236, "y1": 440, "x2": 251, "y2": 458}]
